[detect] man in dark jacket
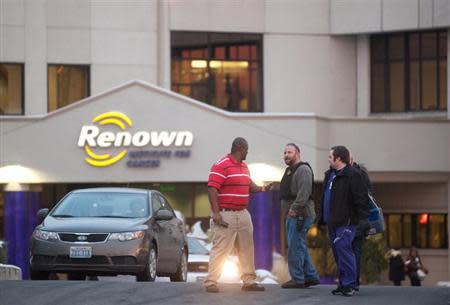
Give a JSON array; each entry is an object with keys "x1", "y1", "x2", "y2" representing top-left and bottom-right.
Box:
[
  {"x1": 279, "y1": 143, "x2": 319, "y2": 289},
  {"x1": 350, "y1": 160, "x2": 371, "y2": 290},
  {"x1": 318, "y1": 146, "x2": 369, "y2": 297}
]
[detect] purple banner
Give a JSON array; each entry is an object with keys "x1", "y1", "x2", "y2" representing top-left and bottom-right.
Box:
[
  {"x1": 271, "y1": 191, "x2": 281, "y2": 254},
  {"x1": 4, "y1": 191, "x2": 40, "y2": 279},
  {"x1": 249, "y1": 191, "x2": 273, "y2": 271}
]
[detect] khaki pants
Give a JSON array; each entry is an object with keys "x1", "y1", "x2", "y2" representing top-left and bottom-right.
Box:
[{"x1": 204, "y1": 209, "x2": 256, "y2": 287}]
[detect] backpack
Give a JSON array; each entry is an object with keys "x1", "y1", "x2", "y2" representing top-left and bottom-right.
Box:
[
  {"x1": 280, "y1": 162, "x2": 314, "y2": 201},
  {"x1": 366, "y1": 193, "x2": 386, "y2": 235}
]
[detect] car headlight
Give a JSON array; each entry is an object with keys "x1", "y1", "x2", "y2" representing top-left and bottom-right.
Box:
[
  {"x1": 109, "y1": 231, "x2": 145, "y2": 241},
  {"x1": 34, "y1": 229, "x2": 59, "y2": 241}
]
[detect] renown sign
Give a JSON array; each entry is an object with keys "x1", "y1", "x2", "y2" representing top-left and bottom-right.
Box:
[{"x1": 78, "y1": 112, "x2": 193, "y2": 167}]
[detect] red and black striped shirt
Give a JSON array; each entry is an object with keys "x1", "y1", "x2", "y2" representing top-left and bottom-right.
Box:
[{"x1": 207, "y1": 154, "x2": 251, "y2": 210}]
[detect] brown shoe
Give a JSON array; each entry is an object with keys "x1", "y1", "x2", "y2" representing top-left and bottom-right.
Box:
[
  {"x1": 205, "y1": 285, "x2": 219, "y2": 293},
  {"x1": 304, "y1": 278, "x2": 320, "y2": 287},
  {"x1": 281, "y1": 280, "x2": 305, "y2": 289},
  {"x1": 242, "y1": 283, "x2": 265, "y2": 291}
]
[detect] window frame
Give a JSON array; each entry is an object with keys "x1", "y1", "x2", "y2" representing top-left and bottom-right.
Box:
[
  {"x1": 0, "y1": 62, "x2": 25, "y2": 115},
  {"x1": 171, "y1": 31, "x2": 264, "y2": 112},
  {"x1": 47, "y1": 63, "x2": 91, "y2": 113},
  {"x1": 385, "y1": 213, "x2": 448, "y2": 249},
  {"x1": 370, "y1": 30, "x2": 447, "y2": 113}
]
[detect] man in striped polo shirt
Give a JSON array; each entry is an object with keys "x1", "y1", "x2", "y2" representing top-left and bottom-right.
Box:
[{"x1": 204, "y1": 137, "x2": 272, "y2": 293}]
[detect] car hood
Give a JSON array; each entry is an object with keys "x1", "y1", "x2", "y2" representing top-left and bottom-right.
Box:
[{"x1": 41, "y1": 216, "x2": 149, "y2": 233}]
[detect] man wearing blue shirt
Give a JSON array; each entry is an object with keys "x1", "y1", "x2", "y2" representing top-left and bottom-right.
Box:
[{"x1": 318, "y1": 146, "x2": 369, "y2": 297}]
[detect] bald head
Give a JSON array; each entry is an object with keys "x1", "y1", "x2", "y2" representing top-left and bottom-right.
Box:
[{"x1": 231, "y1": 137, "x2": 248, "y2": 161}]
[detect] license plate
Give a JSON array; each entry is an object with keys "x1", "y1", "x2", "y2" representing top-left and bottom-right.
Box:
[{"x1": 70, "y1": 246, "x2": 92, "y2": 258}]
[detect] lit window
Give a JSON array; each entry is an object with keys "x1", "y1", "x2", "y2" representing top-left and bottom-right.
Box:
[
  {"x1": 0, "y1": 63, "x2": 24, "y2": 115},
  {"x1": 48, "y1": 64, "x2": 90, "y2": 112},
  {"x1": 171, "y1": 32, "x2": 263, "y2": 112}
]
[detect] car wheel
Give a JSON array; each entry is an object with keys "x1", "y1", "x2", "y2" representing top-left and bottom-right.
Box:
[
  {"x1": 170, "y1": 248, "x2": 187, "y2": 282},
  {"x1": 136, "y1": 245, "x2": 157, "y2": 282},
  {"x1": 67, "y1": 273, "x2": 86, "y2": 281},
  {"x1": 30, "y1": 269, "x2": 49, "y2": 280}
]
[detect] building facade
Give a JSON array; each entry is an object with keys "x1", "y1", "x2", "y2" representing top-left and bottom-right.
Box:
[{"x1": 0, "y1": 0, "x2": 449, "y2": 284}]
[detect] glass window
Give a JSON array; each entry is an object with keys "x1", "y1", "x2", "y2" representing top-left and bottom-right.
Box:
[
  {"x1": 151, "y1": 194, "x2": 162, "y2": 213},
  {"x1": 171, "y1": 31, "x2": 263, "y2": 112},
  {"x1": 402, "y1": 214, "x2": 412, "y2": 248},
  {"x1": 387, "y1": 214, "x2": 402, "y2": 249},
  {"x1": 429, "y1": 215, "x2": 446, "y2": 248},
  {"x1": 48, "y1": 64, "x2": 90, "y2": 112},
  {"x1": 371, "y1": 30, "x2": 447, "y2": 113},
  {"x1": 386, "y1": 213, "x2": 448, "y2": 249},
  {"x1": 0, "y1": 63, "x2": 24, "y2": 115}
]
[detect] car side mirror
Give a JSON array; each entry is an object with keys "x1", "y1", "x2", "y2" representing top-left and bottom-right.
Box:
[
  {"x1": 37, "y1": 208, "x2": 49, "y2": 223},
  {"x1": 155, "y1": 210, "x2": 173, "y2": 221}
]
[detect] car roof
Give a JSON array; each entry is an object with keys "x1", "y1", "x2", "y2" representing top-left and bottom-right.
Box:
[{"x1": 71, "y1": 187, "x2": 151, "y2": 194}]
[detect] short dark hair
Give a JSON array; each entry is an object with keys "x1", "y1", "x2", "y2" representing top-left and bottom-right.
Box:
[
  {"x1": 286, "y1": 143, "x2": 300, "y2": 153},
  {"x1": 231, "y1": 137, "x2": 248, "y2": 153},
  {"x1": 331, "y1": 145, "x2": 350, "y2": 164}
]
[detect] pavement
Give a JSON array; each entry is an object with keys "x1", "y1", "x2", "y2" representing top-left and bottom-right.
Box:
[{"x1": 0, "y1": 281, "x2": 449, "y2": 305}]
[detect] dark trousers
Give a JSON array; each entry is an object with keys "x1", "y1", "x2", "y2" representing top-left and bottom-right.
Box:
[
  {"x1": 351, "y1": 234, "x2": 364, "y2": 286},
  {"x1": 410, "y1": 277, "x2": 421, "y2": 286},
  {"x1": 328, "y1": 225, "x2": 357, "y2": 288}
]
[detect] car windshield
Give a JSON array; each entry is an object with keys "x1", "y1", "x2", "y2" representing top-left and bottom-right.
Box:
[
  {"x1": 51, "y1": 192, "x2": 149, "y2": 218},
  {"x1": 187, "y1": 237, "x2": 209, "y2": 255}
]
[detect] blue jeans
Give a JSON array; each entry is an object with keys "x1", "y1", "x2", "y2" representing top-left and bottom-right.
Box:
[
  {"x1": 286, "y1": 217, "x2": 319, "y2": 283},
  {"x1": 328, "y1": 225, "x2": 357, "y2": 288}
]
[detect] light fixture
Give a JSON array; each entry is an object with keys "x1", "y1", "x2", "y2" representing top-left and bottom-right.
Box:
[{"x1": 190, "y1": 60, "x2": 249, "y2": 69}]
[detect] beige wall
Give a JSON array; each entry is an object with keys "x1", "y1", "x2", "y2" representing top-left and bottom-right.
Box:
[
  {"x1": 0, "y1": 81, "x2": 449, "y2": 183},
  {"x1": 331, "y1": 0, "x2": 450, "y2": 34},
  {"x1": 264, "y1": 34, "x2": 357, "y2": 116},
  {"x1": 2, "y1": 0, "x2": 448, "y2": 117},
  {"x1": 374, "y1": 182, "x2": 448, "y2": 212}
]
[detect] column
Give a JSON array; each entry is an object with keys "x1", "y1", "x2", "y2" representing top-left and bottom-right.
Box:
[
  {"x1": 447, "y1": 31, "x2": 450, "y2": 119},
  {"x1": 3, "y1": 183, "x2": 41, "y2": 279},
  {"x1": 249, "y1": 191, "x2": 273, "y2": 271},
  {"x1": 271, "y1": 191, "x2": 282, "y2": 254},
  {"x1": 356, "y1": 34, "x2": 371, "y2": 118},
  {"x1": 448, "y1": 180, "x2": 450, "y2": 281},
  {"x1": 157, "y1": 0, "x2": 171, "y2": 89}
]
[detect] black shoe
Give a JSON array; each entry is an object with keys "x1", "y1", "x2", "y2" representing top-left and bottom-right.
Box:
[
  {"x1": 331, "y1": 285, "x2": 342, "y2": 295},
  {"x1": 242, "y1": 283, "x2": 265, "y2": 291},
  {"x1": 304, "y1": 278, "x2": 320, "y2": 287},
  {"x1": 205, "y1": 285, "x2": 219, "y2": 293},
  {"x1": 341, "y1": 287, "x2": 355, "y2": 297},
  {"x1": 354, "y1": 285, "x2": 360, "y2": 292},
  {"x1": 281, "y1": 280, "x2": 305, "y2": 289}
]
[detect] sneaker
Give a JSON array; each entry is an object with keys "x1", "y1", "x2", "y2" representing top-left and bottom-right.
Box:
[
  {"x1": 341, "y1": 287, "x2": 355, "y2": 297},
  {"x1": 304, "y1": 278, "x2": 320, "y2": 287},
  {"x1": 354, "y1": 285, "x2": 360, "y2": 292},
  {"x1": 281, "y1": 280, "x2": 305, "y2": 289},
  {"x1": 205, "y1": 285, "x2": 219, "y2": 293},
  {"x1": 241, "y1": 283, "x2": 265, "y2": 291},
  {"x1": 331, "y1": 285, "x2": 342, "y2": 295}
]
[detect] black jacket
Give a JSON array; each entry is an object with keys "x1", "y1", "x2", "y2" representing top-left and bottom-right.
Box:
[
  {"x1": 318, "y1": 165, "x2": 369, "y2": 227},
  {"x1": 389, "y1": 255, "x2": 406, "y2": 282}
]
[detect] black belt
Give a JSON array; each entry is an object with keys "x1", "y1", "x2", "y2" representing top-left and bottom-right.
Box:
[{"x1": 220, "y1": 208, "x2": 242, "y2": 212}]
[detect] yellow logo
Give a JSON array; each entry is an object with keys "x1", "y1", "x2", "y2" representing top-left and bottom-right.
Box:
[
  {"x1": 82, "y1": 112, "x2": 132, "y2": 167},
  {"x1": 78, "y1": 112, "x2": 194, "y2": 168}
]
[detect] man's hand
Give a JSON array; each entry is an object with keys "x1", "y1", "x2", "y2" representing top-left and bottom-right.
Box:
[
  {"x1": 288, "y1": 209, "x2": 298, "y2": 217},
  {"x1": 211, "y1": 211, "x2": 222, "y2": 224},
  {"x1": 262, "y1": 183, "x2": 273, "y2": 192}
]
